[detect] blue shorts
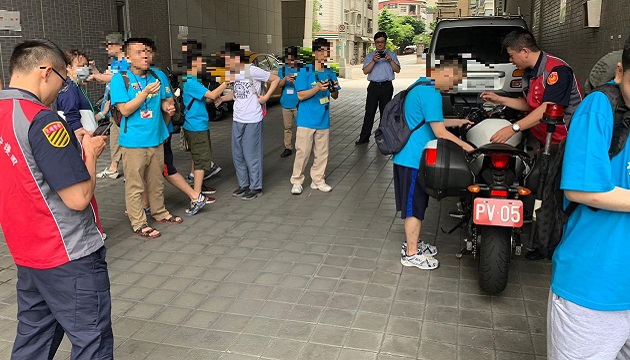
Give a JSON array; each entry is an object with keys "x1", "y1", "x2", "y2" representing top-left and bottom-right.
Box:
[{"x1": 393, "y1": 164, "x2": 430, "y2": 220}]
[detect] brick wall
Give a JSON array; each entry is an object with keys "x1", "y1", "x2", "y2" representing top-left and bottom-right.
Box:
[
  {"x1": 0, "y1": 0, "x2": 117, "y2": 100},
  {"x1": 127, "y1": 0, "x2": 172, "y2": 70},
  {"x1": 509, "y1": 0, "x2": 629, "y2": 86}
]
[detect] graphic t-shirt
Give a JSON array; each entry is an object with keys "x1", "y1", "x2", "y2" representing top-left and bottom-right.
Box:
[
  {"x1": 279, "y1": 65, "x2": 299, "y2": 109},
  {"x1": 110, "y1": 71, "x2": 169, "y2": 148},
  {"x1": 552, "y1": 88, "x2": 630, "y2": 311},
  {"x1": 294, "y1": 65, "x2": 340, "y2": 130},
  {"x1": 231, "y1": 65, "x2": 270, "y2": 124},
  {"x1": 183, "y1": 74, "x2": 210, "y2": 132},
  {"x1": 392, "y1": 78, "x2": 444, "y2": 170}
]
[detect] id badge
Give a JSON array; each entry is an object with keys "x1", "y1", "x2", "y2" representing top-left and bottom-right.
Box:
[
  {"x1": 140, "y1": 110, "x2": 153, "y2": 119},
  {"x1": 287, "y1": 89, "x2": 295, "y2": 95},
  {"x1": 320, "y1": 97, "x2": 330, "y2": 105}
]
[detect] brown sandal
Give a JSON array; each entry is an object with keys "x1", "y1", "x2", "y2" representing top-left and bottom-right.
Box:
[
  {"x1": 133, "y1": 225, "x2": 161, "y2": 239},
  {"x1": 157, "y1": 215, "x2": 183, "y2": 224}
]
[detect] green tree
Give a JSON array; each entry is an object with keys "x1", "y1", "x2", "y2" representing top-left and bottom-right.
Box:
[
  {"x1": 400, "y1": 16, "x2": 425, "y2": 35},
  {"x1": 312, "y1": 0, "x2": 322, "y2": 32}
]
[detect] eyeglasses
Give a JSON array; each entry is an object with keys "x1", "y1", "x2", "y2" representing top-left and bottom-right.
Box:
[
  {"x1": 375, "y1": 40, "x2": 386, "y2": 44},
  {"x1": 40, "y1": 66, "x2": 69, "y2": 92}
]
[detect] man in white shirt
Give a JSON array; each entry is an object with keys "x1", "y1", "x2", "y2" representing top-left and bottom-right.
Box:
[{"x1": 216, "y1": 43, "x2": 280, "y2": 200}]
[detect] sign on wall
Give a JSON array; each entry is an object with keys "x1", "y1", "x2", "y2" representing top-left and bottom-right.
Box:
[
  {"x1": 0, "y1": 10, "x2": 21, "y2": 31},
  {"x1": 559, "y1": 0, "x2": 567, "y2": 23}
]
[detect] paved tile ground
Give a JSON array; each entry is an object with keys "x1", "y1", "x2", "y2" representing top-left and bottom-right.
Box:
[{"x1": 0, "y1": 55, "x2": 551, "y2": 359}]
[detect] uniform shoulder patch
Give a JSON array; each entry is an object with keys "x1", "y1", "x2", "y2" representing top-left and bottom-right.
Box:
[
  {"x1": 547, "y1": 71, "x2": 559, "y2": 85},
  {"x1": 42, "y1": 121, "x2": 70, "y2": 148}
]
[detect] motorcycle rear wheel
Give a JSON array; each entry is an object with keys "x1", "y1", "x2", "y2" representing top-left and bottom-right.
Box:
[{"x1": 478, "y1": 226, "x2": 512, "y2": 294}]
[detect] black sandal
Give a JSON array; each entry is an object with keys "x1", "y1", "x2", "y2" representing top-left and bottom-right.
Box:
[
  {"x1": 157, "y1": 215, "x2": 183, "y2": 224},
  {"x1": 133, "y1": 225, "x2": 161, "y2": 239}
]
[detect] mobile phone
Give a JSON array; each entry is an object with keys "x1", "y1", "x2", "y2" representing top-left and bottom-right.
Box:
[{"x1": 93, "y1": 122, "x2": 112, "y2": 136}]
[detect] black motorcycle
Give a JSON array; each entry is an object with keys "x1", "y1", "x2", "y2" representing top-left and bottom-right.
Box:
[{"x1": 419, "y1": 103, "x2": 537, "y2": 294}]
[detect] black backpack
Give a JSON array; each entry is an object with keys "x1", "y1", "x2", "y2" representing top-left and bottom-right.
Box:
[
  {"x1": 533, "y1": 84, "x2": 630, "y2": 259},
  {"x1": 374, "y1": 80, "x2": 430, "y2": 155}
]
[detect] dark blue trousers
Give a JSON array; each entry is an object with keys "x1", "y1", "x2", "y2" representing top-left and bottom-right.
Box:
[{"x1": 11, "y1": 246, "x2": 113, "y2": 360}]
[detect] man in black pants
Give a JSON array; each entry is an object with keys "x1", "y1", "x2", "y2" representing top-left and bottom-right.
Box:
[{"x1": 356, "y1": 32, "x2": 401, "y2": 145}]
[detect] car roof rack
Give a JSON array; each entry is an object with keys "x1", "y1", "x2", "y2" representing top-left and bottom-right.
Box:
[{"x1": 436, "y1": 14, "x2": 525, "y2": 21}]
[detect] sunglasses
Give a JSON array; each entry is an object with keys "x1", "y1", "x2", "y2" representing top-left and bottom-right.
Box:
[{"x1": 40, "y1": 66, "x2": 69, "y2": 92}]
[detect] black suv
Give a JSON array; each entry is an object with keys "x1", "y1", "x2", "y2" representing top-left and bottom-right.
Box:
[{"x1": 428, "y1": 16, "x2": 528, "y2": 117}]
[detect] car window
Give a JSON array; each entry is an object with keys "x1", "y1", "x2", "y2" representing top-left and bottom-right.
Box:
[
  {"x1": 434, "y1": 26, "x2": 523, "y2": 64},
  {"x1": 266, "y1": 55, "x2": 280, "y2": 71},
  {"x1": 255, "y1": 56, "x2": 272, "y2": 71}
]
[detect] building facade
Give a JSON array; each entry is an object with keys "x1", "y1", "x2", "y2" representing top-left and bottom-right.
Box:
[
  {"x1": 436, "y1": 0, "x2": 472, "y2": 18},
  {"x1": 507, "y1": 0, "x2": 628, "y2": 87},
  {"x1": 312, "y1": 0, "x2": 378, "y2": 65},
  {"x1": 378, "y1": 0, "x2": 428, "y2": 22}
]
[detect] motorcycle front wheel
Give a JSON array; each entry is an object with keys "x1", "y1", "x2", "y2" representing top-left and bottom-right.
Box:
[{"x1": 478, "y1": 226, "x2": 512, "y2": 295}]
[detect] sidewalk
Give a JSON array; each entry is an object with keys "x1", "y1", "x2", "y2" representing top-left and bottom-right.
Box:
[{"x1": 0, "y1": 66, "x2": 550, "y2": 360}]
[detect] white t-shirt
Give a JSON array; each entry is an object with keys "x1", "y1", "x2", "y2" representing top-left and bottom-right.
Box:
[{"x1": 232, "y1": 65, "x2": 271, "y2": 123}]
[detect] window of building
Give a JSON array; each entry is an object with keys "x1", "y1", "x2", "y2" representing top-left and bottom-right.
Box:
[{"x1": 399, "y1": 5, "x2": 408, "y2": 13}]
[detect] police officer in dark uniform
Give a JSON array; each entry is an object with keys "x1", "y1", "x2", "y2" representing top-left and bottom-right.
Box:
[
  {"x1": 0, "y1": 39, "x2": 112, "y2": 359},
  {"x1": 481, "y1": 29, "x2": 582, "y2": 145}
]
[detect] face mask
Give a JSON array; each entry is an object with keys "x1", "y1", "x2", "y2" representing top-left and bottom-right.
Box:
[{"x1": 76, "y1": 66, "x2": 91, "y2": 82}]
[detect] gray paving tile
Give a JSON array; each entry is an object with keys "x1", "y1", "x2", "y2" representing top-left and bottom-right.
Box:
[
  {"x1": 227, "y1": 333, "x2": 272, "y2": 356},
  {"x1": 421, "y1": 322, "x2": 458, "y2": 345},
  {"x1": 154, "y1": 306, "x2": 193, "y2": 325},
  {"x1": 338, "y1": 348, "x2": 378, "y2": 360},
  {"x1": 418, "y1": 340, "x2": 457, "y2": 360},
  {"x1": 493, "y1": 330, "x2": 534, "y2": 353},
  {"x1": 261, "y1": 338, "x2": 306, "y2": 360},
  {"x1": 212, "y1": 313, "x2": 252, "y2": 332},
  {"x1": 276, "y1": 320, "x2": 316, "y2": 341},
  {"x1": 386, "y1": 316, "x2": 422, "y2": 338},
  {"x1": 197, "y1": 330, "x2": 238, "y2": 351},
  {"x1": 182, "y1": 310, "x2": 221, "y2": 329},
  {"x1": 458, "y1": 345, "x2": 495, "y2": 360},
  {"x1": 319, "y1": 308, "x2": 356, "y2": 327},
  {"x1": 115, "y1": 339, "x2": 156, "y2": 360},
  {"x1": 359, "y1": 297, "x2": 393, "y2": 315},
  {"x1": 185, "y1": 348, "x2": 222, "y2": 360},
  {"x1": 345, "y1": 329, "x2": 384, "y2": 352},
  {"x1": 458, "y1": 326, "x2": 494, "y2": 349},
  {"x1": 352, "y1": 312, "x2": 389, "y2": 332},
  {"x1": 299, "y1": 343, "x2": 341, "y2": 360},
  {"x1": 380, "y1": 334, "x2": 419, "y2": 358}
]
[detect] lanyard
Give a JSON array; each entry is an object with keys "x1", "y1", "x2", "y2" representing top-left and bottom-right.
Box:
[
  {"x1": 72, "y1": 80, "x2": 95, "y2": 112},
  {"x1": 130, "y1": 73, "x2": 151, "y2": 111}
]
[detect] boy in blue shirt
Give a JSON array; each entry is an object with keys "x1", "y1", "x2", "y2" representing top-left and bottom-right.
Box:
[
  {"x1": 110, "y1": 38, "x2": 179, "y2": 238},
  {"x1": 290, "y1": 38, "x2": 340, "y2": 195},
  {"x1": 182, "y1": 47, "x2": 227, "y2": 215},
  {"x1": 547, "y1": 37, "x2": 630, "y2": 359},
  {"x1": 278, "y1": 46, "x2": 300, "y2": 158},
  {"x1": 396, "y1": 55, "x2": 474, "y2": 270}
]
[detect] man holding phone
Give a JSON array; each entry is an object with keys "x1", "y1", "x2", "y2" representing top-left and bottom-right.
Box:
[
  {"x1": 111, "y1": 38, "x2": 180, "y2": 239},
  {"x1": 356, "y1": 31, "x2": 401, "y2": 145}
]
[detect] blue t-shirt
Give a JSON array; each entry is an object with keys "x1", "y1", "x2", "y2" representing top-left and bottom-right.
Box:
[
  {"x1": 182, "y1": 75, "x2": 210, "y2": 132},
  {"x1": 110, "y1": 71, "x2": 169, "y2": 148},
  {"x1": 278, "y1": 65, "x2": 299, "y2": 109},
  {"x1": 102, "y1": 57, "x2": 130, "y2": 116},
  {"x1": 552, "y1": 87, "x2": 630, "y2": 311},
  {"x1": 56, "y1": 79, "x2": 94, "y2": 131},
  {"x1": 392, "y1": 79, "x2": 443, "y2": 169},
  {"x1": 295, "y1": 65, "x2": 340, "y2": 130},
  {"x1": 150, "y1": 67, "x2": 174, "y2": 133}
]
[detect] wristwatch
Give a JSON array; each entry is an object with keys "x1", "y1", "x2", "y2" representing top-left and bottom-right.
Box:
[{"x1": 511, "y1": 123, "x2": 521, "y2": 132}]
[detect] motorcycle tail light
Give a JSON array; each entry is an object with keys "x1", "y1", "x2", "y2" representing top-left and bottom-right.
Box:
[
  {"x1": 510, "y1": 80, "x2": 522, "y2": 88},
  {"x1": 490, "y1": 154, "x2": 510, "y2": 170},
  {"x1": 490, "y1": 189, "x2": 509, "y2": 197},
  {"x1": 425, "y1": 148, "x2": 437, "y2": 166}
]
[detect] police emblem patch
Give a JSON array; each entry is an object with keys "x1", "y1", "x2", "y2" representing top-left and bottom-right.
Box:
[
  {"x1": 42, "y1": 121, "x2": 70, "y2": 148},
  {"x1": 547, "y1": 72, "x2": 559, "y2": 85}
]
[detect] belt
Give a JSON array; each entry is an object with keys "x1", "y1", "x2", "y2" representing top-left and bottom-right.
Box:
[{"x1": 370, "y1": 80, "x2": 392, "y2": 85}]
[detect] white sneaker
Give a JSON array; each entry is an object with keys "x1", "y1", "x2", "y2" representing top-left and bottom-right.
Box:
[
  {"x1": 310, "y1": 182, "x2": 332, "y2": 192},
  {"x1": 401, "y1": 253, "x2": 439, "y2": 270},
  {"x1": 97, "y1": 168, "x2": 119, "y2": 179},
  {"x1": 401, "y1": 241, "x2": 438, "y2": 257},
  {"x1": 291, "y1": 184, "x2": 303, "y2": 195}
]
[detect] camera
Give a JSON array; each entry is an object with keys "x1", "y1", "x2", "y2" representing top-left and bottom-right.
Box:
[
  {"x1": 322, "y1": 79, "x2": 335, "y2": 92},
  {"x1": 377, "y1": 50, "x2": 385, "y2": 57}
]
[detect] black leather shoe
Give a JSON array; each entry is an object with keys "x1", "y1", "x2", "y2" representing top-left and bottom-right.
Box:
[
  {"x1": 355, "y1": 139, "x2": 369, "y2": 145},
  {"x1": 280, "y1": 149, "x2": 293, "y2": 158}
]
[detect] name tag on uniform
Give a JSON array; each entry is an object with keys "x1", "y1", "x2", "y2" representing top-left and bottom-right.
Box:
[
  {"x1": 287, "y1": 89, "x2": 295, "y2": 95},
  {"x1": 140, "y1": 110, "x2": 153, "y2": 119},
  {"x1": 320, "y1": 97, "x2": 330, "y2": 105}
]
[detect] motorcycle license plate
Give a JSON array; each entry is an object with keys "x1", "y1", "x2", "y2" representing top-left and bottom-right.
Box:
[{"x1": 473, "y1": 198, "x2": 523, "y2": 228}]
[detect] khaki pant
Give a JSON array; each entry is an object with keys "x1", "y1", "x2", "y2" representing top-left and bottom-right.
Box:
[
  {"x1": 109, "y1": 117, "x2": 122, "y2": 164},
  {"x1": 282, "y1": 108, "x2": 297, "y2": 150},
  {"x1": 291, "y1": 127, "x2": 329, "y2": 186},
  {"x1": 121, "y1": 145, "x2": 170, "y2": 231}
]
